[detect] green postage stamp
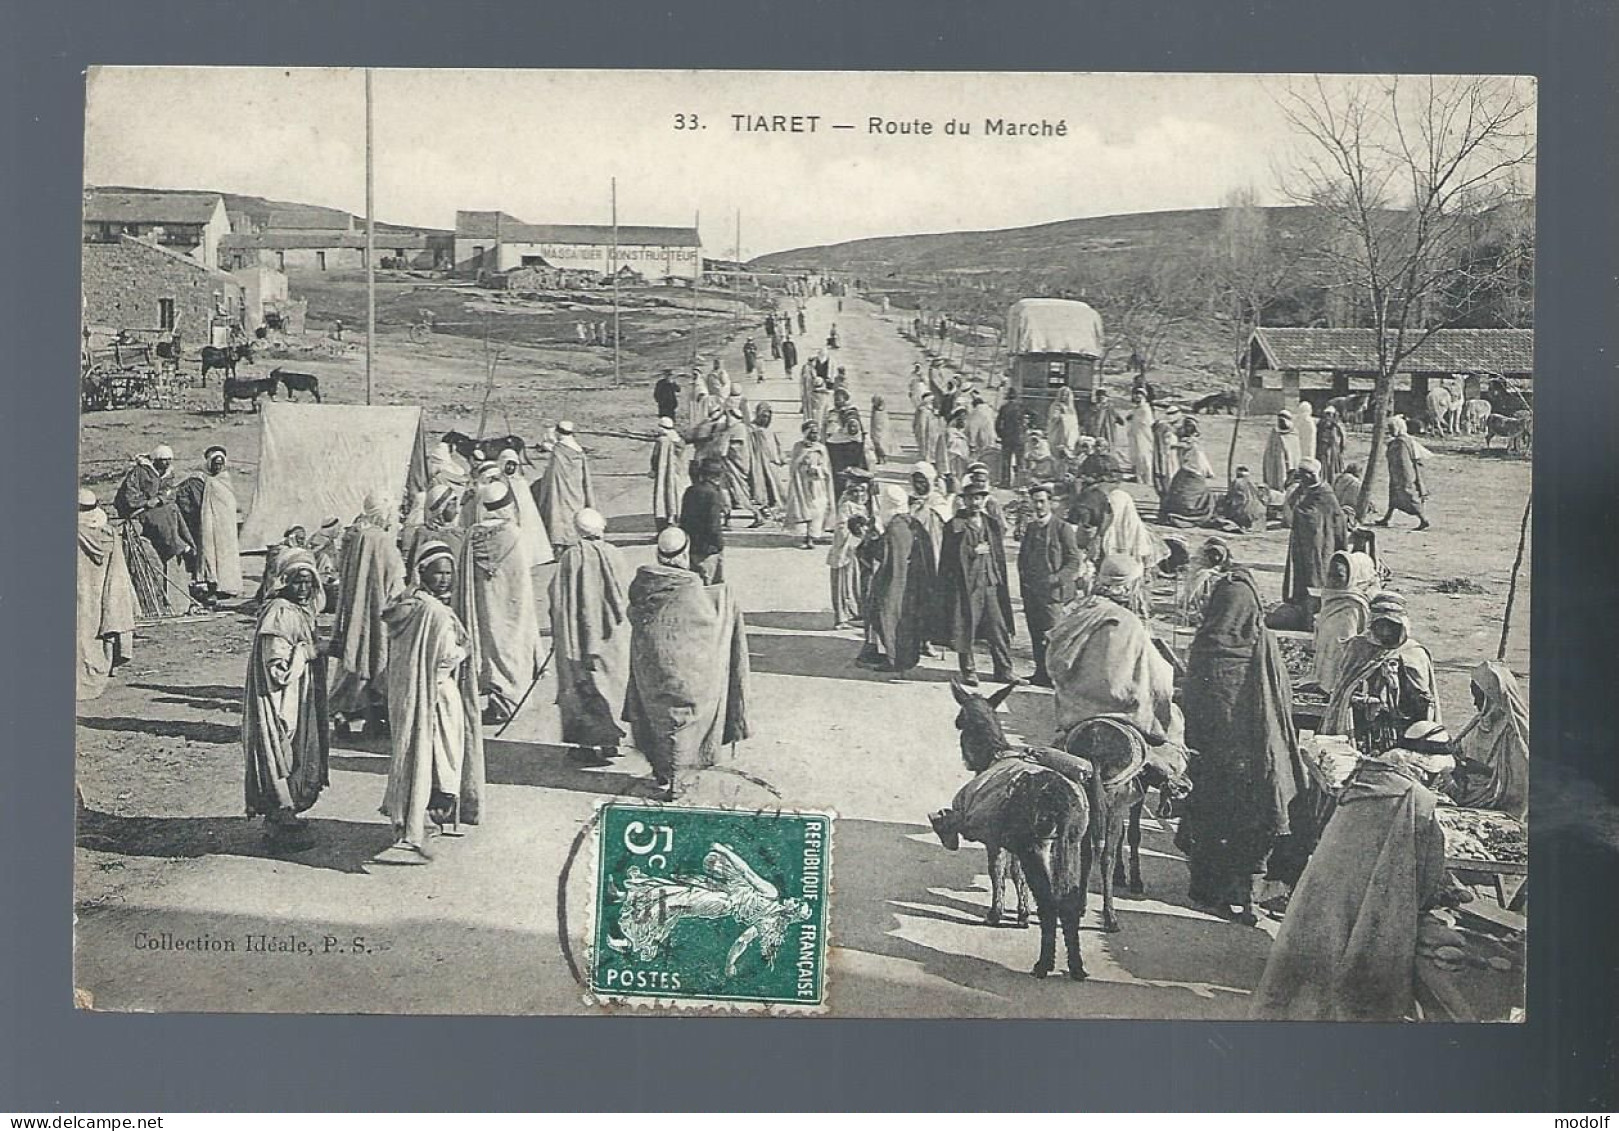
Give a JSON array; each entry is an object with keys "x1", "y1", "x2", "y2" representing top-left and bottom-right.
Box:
[{"x1": 590, "y1": 804, "x2": 833, "y2": 1011}]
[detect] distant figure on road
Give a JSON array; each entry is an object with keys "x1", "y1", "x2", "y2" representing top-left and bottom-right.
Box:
[
  {"x1": 743, "y1": 336, "x2": 759, "y2": 378},
  {"x1": 534, "y1": 421, "x2": 596, "y2": 551},
  {"x1": 797, "y1": 309, "x2": 806, "y2": 335},
  {"x1": 1316, "y1": 404, "x2": 1348, "y2": 487},
  {"x1": 780, "y1": 334, "x2": 799, "y2": 377}
]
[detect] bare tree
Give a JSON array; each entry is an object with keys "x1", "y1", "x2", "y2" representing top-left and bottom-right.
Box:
[
  {"x1": 1091, "y1": 252, "x2": 1210, "y2": 378},
  {"x1": 1213, "y1": 187, "x2": 1311, "y2": 478},
  {"x1": 1277, "y1": 75, "x2": 1535, "y2": 518}
]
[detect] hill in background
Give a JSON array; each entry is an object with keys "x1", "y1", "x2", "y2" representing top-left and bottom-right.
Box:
[{"x1": 748, "y1": 206, "x2": 1321, "y2": 279}]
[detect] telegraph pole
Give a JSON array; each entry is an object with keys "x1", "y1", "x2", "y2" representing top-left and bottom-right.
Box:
[
  {"x1": 689, "y1": 208, "x2": 700, "y2": 371},
  {"x1": 611, "y1": 177, "x2": 621, "y2": 388},
  {"x1": 364, "y1": 68, "x2": 375, "y2": 405}
]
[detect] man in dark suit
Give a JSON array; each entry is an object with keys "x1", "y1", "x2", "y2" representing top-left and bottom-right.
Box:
[
  {"x1": 679, "y1": 458, "x2": 728, "y2": 584},
  {"x1": 937, "y1": 481, "x2": 1021, "y2": 687},
  {"x1": 995, "y1": 385, "x2": 1028, "y2": 487},
  {"x1": 1017, "y1": 482, "x2": 1085, "y2": 687}
]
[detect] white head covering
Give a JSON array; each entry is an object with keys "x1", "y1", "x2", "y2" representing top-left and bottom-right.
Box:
[
  {"x1": 655, "y1": 526, "x2": 689, "y2": 561},
  {"x1": 574, "y1": 507, "x2": 607, "y2": 538},
  {"x1": 150, "y1": 444, "x2": 174, "y2": 461},
  {"x1": 658, "y1": 416, "x2": 675, "y2": 430},
  {"x1": 1298, "y1": 456, "x2": 1323, "y2": 476},
  {"x1": 878, "y1": 483, "x2": 909, "y2": 524},
  {"x1": 556, "y1": 420, "x2": 576, "y2": 434},
  {"x1": 77, "y1": 487, "x2": 97, "y2": 508},
  {"x1": 478, "y1": 480, "x2": 514, "y2": 510},
  {"x1": 499, "y1": 448, "x2": 520, "y2": 466}
]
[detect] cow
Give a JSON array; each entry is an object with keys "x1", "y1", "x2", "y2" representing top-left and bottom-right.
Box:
[
  {"x1": 441, "y1": 430, "x2": 530, "y2": 466},
  {"x1": 272, "y1": 367, "x2": 322, "y2": 402},
  {"x1": 1484, "y1": 411, "x2": 1532, "y2": 453},
  {"x1": 200, "y1": 343, "x2": 254, "y2": 383},
  {"x1": 1461, "y1": 398, "x2": 1492, "y2": 435},
  {"x1": 1190, "y1": 390, "x2": 1239, "y2": 415},
  {"x1": 222, "y1": 374, "x2": 279, "y2": 414},
  {"x1": 1326, "y1": 392, "x2": 1370, "y2": 427}
]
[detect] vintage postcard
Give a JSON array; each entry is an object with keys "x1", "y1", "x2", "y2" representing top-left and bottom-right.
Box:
[{"x1": 74, "y1": 68, "x2": 1531, "y2": 1020}]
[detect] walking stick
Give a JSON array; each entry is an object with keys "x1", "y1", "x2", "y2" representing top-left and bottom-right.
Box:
[
  {"x1": 495, "y1": 643, "x2": 556, "y2": 737},
  {"x1": 1497, "y1": 494, "x2": 1531, "y2": 662}
]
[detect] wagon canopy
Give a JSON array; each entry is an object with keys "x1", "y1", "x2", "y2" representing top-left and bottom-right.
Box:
[
  {"x1": 1005, "y1": 299, "x2": 1105, "y2": 357},
  {"x1": 238, "y1": 402, "x2": 428, "y2": 551}
]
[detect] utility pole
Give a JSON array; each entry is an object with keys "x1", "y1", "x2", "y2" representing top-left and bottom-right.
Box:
[
  {"x1": 364, "y1": 68, "x2": 375, "y2": 405},
  {"x1": 689, "y1": 208, "x2": 700, "y2": 371},
  {"x1": 611, "y1": 177, "x2": 621, "y2": 389}
]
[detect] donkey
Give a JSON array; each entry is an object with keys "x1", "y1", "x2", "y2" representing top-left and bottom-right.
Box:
[
  {"x1": 1065, "y1": 717, "x2": 1193, "y2": 931},
  {"x1": 929, "y1": 680, "x2": 1094, "y2": 981}
]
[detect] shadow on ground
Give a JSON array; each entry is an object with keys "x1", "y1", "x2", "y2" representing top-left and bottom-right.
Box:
[
  {"x1": 76, "y1": 806, "x2": 395, "y2": 876},
  {"x1": 829, "y1": 815, "x2": 1266, "y2": 1017},
  {"x1": 747, "y1": 631, "x2": 956, "y2": 684},
  {"x1": 331, "y1": 739, "x2": 665, "y2": 800}
]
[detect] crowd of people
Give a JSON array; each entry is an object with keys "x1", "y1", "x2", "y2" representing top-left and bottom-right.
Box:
[{"x1": 77, "y1": 289, "x2": 1520, "y2": 1020}]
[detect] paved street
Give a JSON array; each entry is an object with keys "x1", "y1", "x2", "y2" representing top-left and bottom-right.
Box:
[{"x1": 75, "y1": 294, "x2": 1273, "y2": 1018}]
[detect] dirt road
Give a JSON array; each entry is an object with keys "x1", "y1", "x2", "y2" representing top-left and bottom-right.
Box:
[{"x1": 74, "y1": 293, "x2": 1528, "y2": 1018}]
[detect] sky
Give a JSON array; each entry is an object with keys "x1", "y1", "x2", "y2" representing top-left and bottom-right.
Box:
[{"x1": 83, "y1": 69, "x2": 1531, "y2": 258}]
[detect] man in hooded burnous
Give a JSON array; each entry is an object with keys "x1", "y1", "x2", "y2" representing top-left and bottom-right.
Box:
[
  {"x1": 456, "y1": 480, "x2": 544, "y2": 726},
  {"x1": 649, "y1": 416, "x2": 689, "y2": 531},
  {"x1": 378, "y1": 540, "x2": 485, "y2": 864},
  {"x1": 328, "y1": 492, "x2": 406, "y2": 737},
  {"x1": 114, "y1": 442, "x2": 194, "y2": 566},
  {"x1": 550, "y1": 508, "x2": 632, "y2": 762},
  {"x1": 243, "y1": 550, "x2": 330, "y2": 852},
  {"x1": 534, "y1": 420, "x2": 596, "y2": 551},
  {"x1": 175, "y1": 444, "x2": 243, "y2": 606}
]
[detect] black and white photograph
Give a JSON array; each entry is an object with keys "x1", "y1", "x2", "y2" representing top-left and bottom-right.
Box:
[{"x1": 73, "y1": 67, "x2": 1536, "y2": 1022}]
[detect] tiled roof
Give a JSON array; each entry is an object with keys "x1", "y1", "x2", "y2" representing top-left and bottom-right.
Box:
[
  {"x1": 84, "y1": 190, "x2": 224, "y2": 225},
  {"x1": 1249, "y1": 327, "x2": 1534, "y2": 375},
  {"x1": 456, "y1": 209, "x2": 700, "y2": 247},
  {"x1": 266, "y1": 206, "x2": 352, "y2": 231},
  {"x1": 219, "y1": 232, "x2": 435, "y2": 250}
]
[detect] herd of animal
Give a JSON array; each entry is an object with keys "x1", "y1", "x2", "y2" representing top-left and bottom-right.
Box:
[
  {"x1": 197, "y1": 344, "x2": 324, "y2": 414},
  {"x1": 1187, "y1": 377, "x2": 1531, "y2": 453}
]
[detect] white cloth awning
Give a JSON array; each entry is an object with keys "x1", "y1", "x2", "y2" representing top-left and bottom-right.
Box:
[{"x1": 1005, "y1": 299, "x2": 1104, "y2": 357}]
